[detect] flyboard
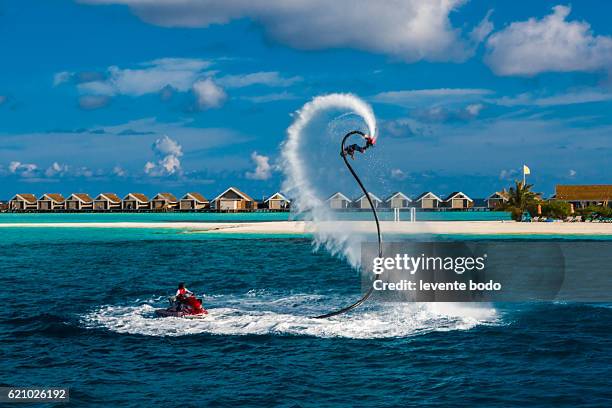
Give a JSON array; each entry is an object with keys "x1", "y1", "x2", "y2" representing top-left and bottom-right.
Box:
[{"x1": 313, "y1": 130, "x2": 383, "y2": 319}]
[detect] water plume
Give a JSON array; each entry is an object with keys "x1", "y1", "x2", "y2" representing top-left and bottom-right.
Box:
[{"x1": 281, "y1": 93, "x2": 376, "y2": 267}]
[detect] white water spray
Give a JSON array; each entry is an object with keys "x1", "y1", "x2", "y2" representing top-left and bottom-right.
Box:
[{"x1": 281, "y1": 93, "x2": 377, "y2": 267}]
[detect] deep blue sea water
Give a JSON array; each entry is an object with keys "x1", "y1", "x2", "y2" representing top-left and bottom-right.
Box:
[{"x1": 0, "y1": 227, "x2": 610, "y2": 407}]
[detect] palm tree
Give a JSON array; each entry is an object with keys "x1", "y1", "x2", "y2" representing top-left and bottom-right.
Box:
[{"x1": 506, "y1": 180, "x2": 537, "y2": 211}]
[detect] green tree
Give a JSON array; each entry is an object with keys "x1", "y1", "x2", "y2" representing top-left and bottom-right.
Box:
[{"x1": 505, "y1": 180, "x2": 537, "y2": 215}]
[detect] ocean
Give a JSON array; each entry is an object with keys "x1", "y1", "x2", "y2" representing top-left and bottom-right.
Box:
[{"x1": 0, "y1": 224, "x2": 610, "y2": 407}]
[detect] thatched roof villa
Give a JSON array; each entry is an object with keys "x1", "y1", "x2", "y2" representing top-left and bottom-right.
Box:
[
  {"x1": 66, "y1": 193, "x2": 94, "y2": 211},
  {"x1": 94, "y1": 193, "x2": 122, "y2": 211},
  {"x1": 180, "y1": 192, "x2": 209, "y2": 210},
  {"x1": 414, "y1": 192, "x2": 442, "y2": 209},
  {"x1": 354, "y1": 192, "x2": 382, "y2": 209},
  {"x1": 123, "y1": 193, "x2": 150, "y2": 210},
  {"x1": 444, "y1": 191, "x2": 473, "y2": 209},
  {"x1": 151, "y1": 193, "x2": 179, "y2": 210},
  {"x1": 555, "y1": 185, "x2": 612, "y2": 208},
  {"x1": 9, "y1": 194, "x2": 38, "y2": 211},
  {"x1": 327, "y1": 192, "x2": 351, "y2": 209},
  {"x1": 385, "y1": 192, "x2": 412, "y2": 209},
  {"x1": 213, "y1": 187, "x2": 254, "y2": 211},
  {"x1": 38, "y1": 193, "x2": 66, "y2": 211},
  {"x1": 265, "y1": 192, "x2": 290, "y2": 210}
]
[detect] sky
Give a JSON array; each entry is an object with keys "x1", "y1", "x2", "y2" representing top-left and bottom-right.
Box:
[{"x1": 0, "y1": 0, "x2": 611, "y2": 200}]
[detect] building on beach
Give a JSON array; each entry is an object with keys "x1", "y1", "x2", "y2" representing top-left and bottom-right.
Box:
[
  {"x1": 486, "y1": 191, "x2": 509, "y2": 209},
  {"x1": 38, "y1": 193, "x2": 66, "y2": 211},
  {"x1": 327, "y1": 192, "x2": 351, "y2": 209},
  {"x1": 555, "y1": 185, "x2": 612, "y2": 208},
  {"x1": 94, "y1": 193, "x2": 122, "y2": 211},
  {"x1": 354, "y1": 193, "x2": 382, "y2": 209},
  {"x1": 443, "y1": 191, "x2": 473, "y2": 209},
  {"x1": 151, "y1": 193, "x2": 179, "y2": 211},
  {"x1": 213, "y1": 187, "x2": 254, "y2": 211},
  {"x1": 264, "y1": 192, "x2": 290, "y2": 210},
  {"x1": 66, "y1": 193, "x2": 94, "y2": 211},
  {"x1": 180, "y1": 192, "x2": 210, "y2": 211},
  {"x1": 9, "y1": 194, "x2": 38, "y2": 211},
  {"x1": 123, "y1": 193, "x2": 150, "y2": 211},
  {"x1": 384, "y1": 192, "x2": 412, "y2": 209},
  {"x1": 414, "y1": 192, "x2": 442, "y2": 209}
]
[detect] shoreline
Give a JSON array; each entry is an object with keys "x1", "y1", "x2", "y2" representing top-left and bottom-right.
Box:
[{"x1": 0, "y1": 220, "x2": 611, "y2": 235}]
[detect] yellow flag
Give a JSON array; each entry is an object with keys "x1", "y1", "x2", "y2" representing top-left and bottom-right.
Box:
[{"x1": 523, "y1": 165, "x2": 531, "y2": 175}]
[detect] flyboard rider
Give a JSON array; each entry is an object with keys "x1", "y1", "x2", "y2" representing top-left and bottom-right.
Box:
[{"x1": 342, "y1": 134, "x2": 376, "y2": 159}]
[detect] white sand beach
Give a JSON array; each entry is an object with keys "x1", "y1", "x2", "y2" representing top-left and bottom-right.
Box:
[{"x1": 1, "y1": 220, "x2": 611, "y2": 235}]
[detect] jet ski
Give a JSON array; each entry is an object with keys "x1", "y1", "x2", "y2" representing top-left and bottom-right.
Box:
[{"x1": 155, "y1": 295, "x2": 208, "y2": 319}]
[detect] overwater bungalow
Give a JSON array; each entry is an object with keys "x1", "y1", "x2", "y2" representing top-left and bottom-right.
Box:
[
  {"x1": 180, "y1": 192, "x2": 209, "y2": 211},
  {"x1": 414, "y1": 192, "x2": 442, "y2": 209},
  {"x1": 151, "y1": 193, "x2": 179, "y2": 211},
  {"x1": 264, "y1": 192, "x2": 290, "y2": 210},
  {"x1": 9, "y1": 194, "x2": 37, "y2": 211},
  {"x1": 444, "y1": 191, "x2": 473, "y2": 209},
  {"x1": 123, "y1": 193, "x2": 150, "y2": 211},
  {"x1": 94, "y1": 193, "x2": 122, "y2": 211},
  {"x1": 212, "y1": 187, "x2": 254, "y2": 211},
  {"x1": 65, "y1": 193, "x2": 94, "y2": 211},
  {"x1": 555, "y1": 184, "x2": 612, "y2": 208},
  {"x1": 385, "y1": 192, "x2": 412, "y2": 209},
  {"x1": 327, "y1": 192, "x2": 351, "y2": 209},
  {"x1": 486, "y1": 191, "x2": 509, "y2": 209},
  {"x1": 38, "y1": 193, "x2": 66, "y2": 211},
  {"x1": 354, "y1": 193, "x2": 382, "y2": 209}
]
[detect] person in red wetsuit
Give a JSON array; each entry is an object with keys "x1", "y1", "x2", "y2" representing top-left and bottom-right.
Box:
[
  {"x1": 175, "y1": 282, "x2": 207, "y2": 314},
  {"x1": 343, "y1": 134, "x2": 376, "y2": 159}
]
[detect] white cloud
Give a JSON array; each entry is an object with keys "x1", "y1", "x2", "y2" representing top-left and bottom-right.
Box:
[
  {"x1": 569, "y1": 169, "x2": 577, "y2": 177},
  {"x1": 9, "y1": 161, "x2": 38, "y2": 177},
  {"x1": 390, "y1": 168, "x2": 407, "y2": 181},
  {"x1": 53, "y1": 71, "x2": 73, "y2": 86},
  {"x1": 373, "y1": 88, "x2": 492, "y2": 106},
  {"x1": 45, "y1": 162, "x2": 69, "y2": 177},
  {"x1": 145, "y1": 135, "x2": 183, "y2": 176},
  {"x1": 192, "y1": 78, "x2": 227, "y2": 109},
  {"x1": 485, "y1": 6, "x2": 612, "y2": 76},
  {"x1": 78, "y1": 58, "x2": 211, "y2": 97},
  {"x1": 494, "y1": 88, "x2": 612, "y2": 107},
  {"x1": 240, "y1": 91, "x2": 296, "y2": 103},
  {"x1": 499, "y1": 168, "x2": 519, "y2": 181},
  {"x1": 218, "y1": 71, "x2": 301, "y2": 88},
  {"x1": 465, "y1": 103, "x2": 484, "y2": 116},
  {"x1": 245, "y1": 151, "x2": 272, "y2": 180},
  {"x1": 113, "y1": 165, "x2": 126, "y2": 177},
  {"x1": 81, "y1": 0, "x2": 486, "y2": 62}
]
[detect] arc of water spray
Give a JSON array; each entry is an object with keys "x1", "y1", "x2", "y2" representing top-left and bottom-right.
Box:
[
  {"x1": 312, "y1": 130, "x2": 382, "y2": 319},
  {"x1": 281, "y1": 93, "x2": 380, "y2": 318}
]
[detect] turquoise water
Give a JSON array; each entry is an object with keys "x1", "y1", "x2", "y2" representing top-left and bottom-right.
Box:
[
  {"x1": 0, "y1": 210, "x2": 511, "y2": 223},
  {"x1": 1, "y1": 227, "x2": 609, "y2": 407}
]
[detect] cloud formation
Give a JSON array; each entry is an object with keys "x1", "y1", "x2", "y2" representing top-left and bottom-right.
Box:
[
  {"x1": 78, "y1": 58, "x2": 211, "y2": 96},
  {"x1": 81, "y1": 0, "x2": 487, "y2": 62},
  {"x1": 192, "y1": 78, "x2": 227, "y2": 109},
  {"x1": 245, "y1": 151, "x2": 272, "y2": 180},
  {"x1": 9, "y1": 161, "x2": 38, "y2": 177},
  {"x1": 218, "y1": 71, "x2": 302, "y2": 88},
  {"x1": 485, "y1": 6, "x2": 612, "y2": 76},
  {"x1": 144, "y1": 135, "x2": 183, "y2": 176}
]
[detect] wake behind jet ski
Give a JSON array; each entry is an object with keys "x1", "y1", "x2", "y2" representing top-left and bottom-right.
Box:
[{"x1": 155, "y1": 282, "x2": 208, "y2": 318}]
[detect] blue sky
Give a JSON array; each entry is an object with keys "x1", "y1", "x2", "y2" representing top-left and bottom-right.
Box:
[{"x1": 0, "y1": 0, "x2": 611, "y2": 200}]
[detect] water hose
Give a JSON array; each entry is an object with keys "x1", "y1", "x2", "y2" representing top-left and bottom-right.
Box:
[{"x1": 313, "y1": 130, "x2": 383, "y2": 319}]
